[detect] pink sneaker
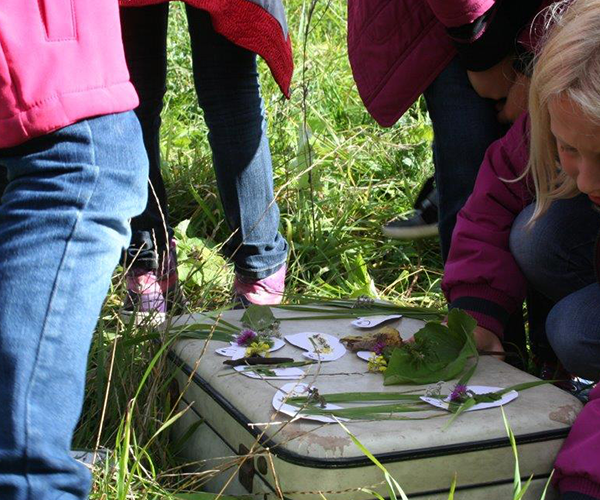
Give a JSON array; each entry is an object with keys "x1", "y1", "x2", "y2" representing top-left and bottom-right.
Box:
[
  {"x1": 122, "y1": 238, "x2": 181, "y2": 323},
  {"x1": 233, "y1": 265, "x2": 286, "y2": 306}
]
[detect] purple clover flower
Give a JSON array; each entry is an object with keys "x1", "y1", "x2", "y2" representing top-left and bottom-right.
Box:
[
  {"x1": 236, "y1": 329, "x2": 257, "y2": 346},
  {"x1": 373, "y1": 340, "x2": 387, "y2": 356},
  {"x1": 449, "y1": 384, "x2": 468, "y2": 402}
]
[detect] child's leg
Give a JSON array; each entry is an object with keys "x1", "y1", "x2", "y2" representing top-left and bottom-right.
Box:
[
  {"x1": 120, "y1": 5, "x2": 182, "y2": 315},
  {"x1": 509, "y1": 194, "x2": 600, "y2": 368},
  {"x1": 546, "y1": 284, "x2": 600, "y2": 381},
  {"x1": 0, "y1": 112, "x2": 147, "y2": 499},
  {"x1": 186, "y1": 6, "x2": 288, "y2": 281},
  {"x1": 423, "y1": 57, "x2": 507, "y2": 262},
  {"x1": 120, "y1": 4, "x2": 172, "y2": 266},
  {"x1": 0, "y1": 167, "x2": 7, "y2": 200}
]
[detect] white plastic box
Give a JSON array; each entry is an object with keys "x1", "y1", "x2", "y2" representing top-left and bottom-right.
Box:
[{"x1": 167, "y1": 308, "x2": 582, "y2": 500}]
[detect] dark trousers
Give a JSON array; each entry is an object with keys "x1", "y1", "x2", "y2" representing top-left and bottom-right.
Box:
[{"x1": 120, "y1": 4, "x2": 287, "y2": 278}]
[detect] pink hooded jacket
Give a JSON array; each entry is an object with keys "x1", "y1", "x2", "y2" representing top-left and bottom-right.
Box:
[
  {"x1": 443, "y1": 113, "x2": 600, "y2": 498},
  {"x1": 1, "y1": 0, "x2": 139, "y2": 149}
]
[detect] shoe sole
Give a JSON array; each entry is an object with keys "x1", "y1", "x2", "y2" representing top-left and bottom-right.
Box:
[{"x1": 381, "y1": 223, "x2": 439, "y2": 240}]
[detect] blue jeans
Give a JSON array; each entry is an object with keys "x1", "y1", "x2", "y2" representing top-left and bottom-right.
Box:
[
  {"x1": 510, "y1": 195, "x2": 600, "y2": 381},
  {"x1": 120, "y1": 4, "x2": 288, "y2": 279},
  {"x1": 424, "y1": 57, "x2": 508, "y2": 262},
  {"x1": 0, "y1": 112, "x2": 148, "y2": 500}
]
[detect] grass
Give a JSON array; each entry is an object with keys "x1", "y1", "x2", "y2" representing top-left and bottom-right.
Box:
[{"x1": 74, "y1": 1, "x2": 456, "y2": 498}]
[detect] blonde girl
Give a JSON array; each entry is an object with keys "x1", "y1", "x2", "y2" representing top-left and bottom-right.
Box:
[{"x1": 441, "y1": 1, "x2": 600, "y2": 497}]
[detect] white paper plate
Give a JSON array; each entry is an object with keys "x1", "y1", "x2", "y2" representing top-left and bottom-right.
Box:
[
  {"x1": 272, "y1": 382, "x2": 347, "y2": 423},
  {"x1": 284, "y1": 332, "x2": 346, "y2": 361},
  {"x1": 215, "y1": 337, "x2": 285, "y2": 359},
  {"x1": 234, "y1": 366, "x2": 305, "y2": 380},
  {"x1": 420, "y1": 385, "x2": 518, "y2": 412},
  {"x1": 356, "y1": 350, "x2": 375, "y2": 362},
  {"x1": 351, "y1": 314, "x2": 402, "y2": 329}
]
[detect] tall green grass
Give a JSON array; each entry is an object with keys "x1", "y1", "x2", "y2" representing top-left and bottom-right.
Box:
[{"x1": 76, "y1": 0, "x2": 449, "y2": 497}]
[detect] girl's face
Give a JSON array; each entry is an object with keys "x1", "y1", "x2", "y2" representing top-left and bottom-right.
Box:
[{"x1": 550, "y1": 96, "x2": 600, "y2": 205}]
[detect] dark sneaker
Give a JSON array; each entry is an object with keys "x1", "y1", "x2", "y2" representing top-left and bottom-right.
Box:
[
  {"x1": 382, "y1": 177, "x2": 439, "y2": 240},
  {"x1": 538, "y1": 361, "x2": 595, "y2": 403}
]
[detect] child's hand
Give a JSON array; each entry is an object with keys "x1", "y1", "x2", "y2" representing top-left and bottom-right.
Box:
[
  {"x1": 497, "y1": 73, "x2": 530, "y2": 124},
  {"x1": 473, "y1": 325, "x2": 505, "y2": 359},
  {"x1": 467, "y1": 55, "x2": 516, "y2": 101}
]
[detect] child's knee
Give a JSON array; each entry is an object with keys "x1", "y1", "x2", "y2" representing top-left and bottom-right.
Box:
[
  {"x1": 509, "y1": 204, "x2": 544, "y2": 273},
  {"x1": 546, "y1": 291, "x2": 600, "y2": 381},
  {"x1": 510, "y1": 199, "x2": 584, "y2": 280}
]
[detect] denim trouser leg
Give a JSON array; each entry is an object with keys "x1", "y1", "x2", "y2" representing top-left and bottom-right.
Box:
[
  {"x1": 0, "y1": 112, "x2": 148, "y2": 500},
  {"x1": 120, "y1": 5, "x2": 288, "y2": 279},
  {"x1": 509, "y1": 195, "x2": 600, "y2": 379},
  {"x1": 186, "y1": 6, "x2": 287, "y2": 279},
  {"x1": 423, "y1": 57, "x2": 507, "y2": 262}
]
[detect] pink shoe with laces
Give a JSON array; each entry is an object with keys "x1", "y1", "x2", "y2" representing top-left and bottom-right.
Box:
[
  {"x1": 122, "y1": 238, "x2": 182, "y2": 323},
  {"x1": 233, "y1": 264, "x2": 286, "y2": 306}
]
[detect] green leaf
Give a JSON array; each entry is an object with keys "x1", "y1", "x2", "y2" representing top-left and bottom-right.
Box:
[
  {"x1": 383, "y1": 310, "x2": 477, "y2": 385},
  {"x1": 502, "y1": 407, "x2": 522, "y2": 498},
  {"x1": 240, "y1": 305, "x2": 276, "y2": 332},
  {"x1": 288, "y1": 391, "x2": 425, "y2": 405},
  {"x1": 336, "y1": 419, "x2": 410, "y2": 500},
  {"x1": 447, "y1": 472, "x2": 458, "y2": 500},
  {"x1": 444, "y1": 397, "x2": 477, "y2": 429}
]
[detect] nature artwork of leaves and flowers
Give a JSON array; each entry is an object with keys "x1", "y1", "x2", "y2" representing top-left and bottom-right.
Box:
[{"x1": 176, "y1": 300, "x2": 550, "y2": 424}]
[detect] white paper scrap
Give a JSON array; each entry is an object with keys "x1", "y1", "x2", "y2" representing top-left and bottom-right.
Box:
[
  {"x1": 272, "y1": 382, "x2": 347, "y2": 423},
  {"x1": 216, "y1": 337, "x2": 285, "y2": 358},
  {"x1": 356, "y1": 351, "x2": 375, "y2": 362},
  {"x1": 420, "y1": 385, "x2": 518, "y2": 412},
  {"x1": 284, "y1": 332, "x2": 346, "y2": 361},
  {"x1": 234, "y1": 366, "x2": 305, "y2": 380},
  {"x1": 351, "y1": 314, "x2": 402, "y2": 329}
]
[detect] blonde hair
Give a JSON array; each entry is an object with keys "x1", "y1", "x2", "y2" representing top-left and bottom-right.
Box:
[{"x1": 525, "y1": 0, "x2": 600, "y2": 221}]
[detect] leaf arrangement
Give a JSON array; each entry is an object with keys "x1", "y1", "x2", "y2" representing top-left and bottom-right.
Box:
[
  {"x1": 383, "y1": 309, "x2": 478, "y2": 385},
  {"x1": 275, "y1": 297, "x2": 445, "y2": 322},
  {"x1": 285, "y1": 380, "x2": 552, "y2": 423}
]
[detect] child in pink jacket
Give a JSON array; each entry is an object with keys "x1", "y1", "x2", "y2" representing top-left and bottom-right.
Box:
[{"x1": 442, "y1": 0, "x2": 600, "y2": 497}]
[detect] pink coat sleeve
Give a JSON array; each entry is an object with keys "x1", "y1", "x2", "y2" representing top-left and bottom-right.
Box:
[
  {"x1": 553, "y1": 385, "x2": 600, "y2": 499},
  {"x1": 424, "y1": 0, "x2": 495, "y2": 28},
  {"x1": 442, "y1": 113, "x2": 534, "y2": 336}
]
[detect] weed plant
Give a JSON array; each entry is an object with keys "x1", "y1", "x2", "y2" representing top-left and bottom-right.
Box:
[{"x1": 74, "y1": 1, "x2": 462, "y2": 498}]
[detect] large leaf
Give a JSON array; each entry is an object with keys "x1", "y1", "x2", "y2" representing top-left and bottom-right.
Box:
[
  {"x1": 383, "y1": 309, "x2": 477, "y2": 385},
  {"x1": 240, "y1": 305, "x2": 277, "y2": 332}
]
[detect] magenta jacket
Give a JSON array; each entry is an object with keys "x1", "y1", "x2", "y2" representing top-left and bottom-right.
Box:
[
  {"x1": 442, "y1": 113, "x2": 532, "y2": 336},
  {"x1": 554, "y1": 385, "x2": 600, "y2": 498},
  {"x1": 347, "y1": 0, "x2": 543, "y2": 126},
  {"x1": 120, "y1": 0, "x2": 293, "y2": 98},
  {"x1": 1, "y1": 0, "x2": 139, "y2": 149},
  {"x1": 442, "y1": 113, "x2": 600, "y2": 498}
]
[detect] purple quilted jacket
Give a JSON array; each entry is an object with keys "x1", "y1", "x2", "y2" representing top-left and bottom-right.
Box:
[{"x1": 347, "y1": 0, "x2": 544, "y2": 126}]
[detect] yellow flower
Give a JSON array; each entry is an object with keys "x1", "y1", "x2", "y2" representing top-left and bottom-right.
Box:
[
  {"x1": 245, "y1": 341, "x2": 271, "y2": 357},
  {"x1": 367, "y1": 354, "x2": 387, "y2": 373}
]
